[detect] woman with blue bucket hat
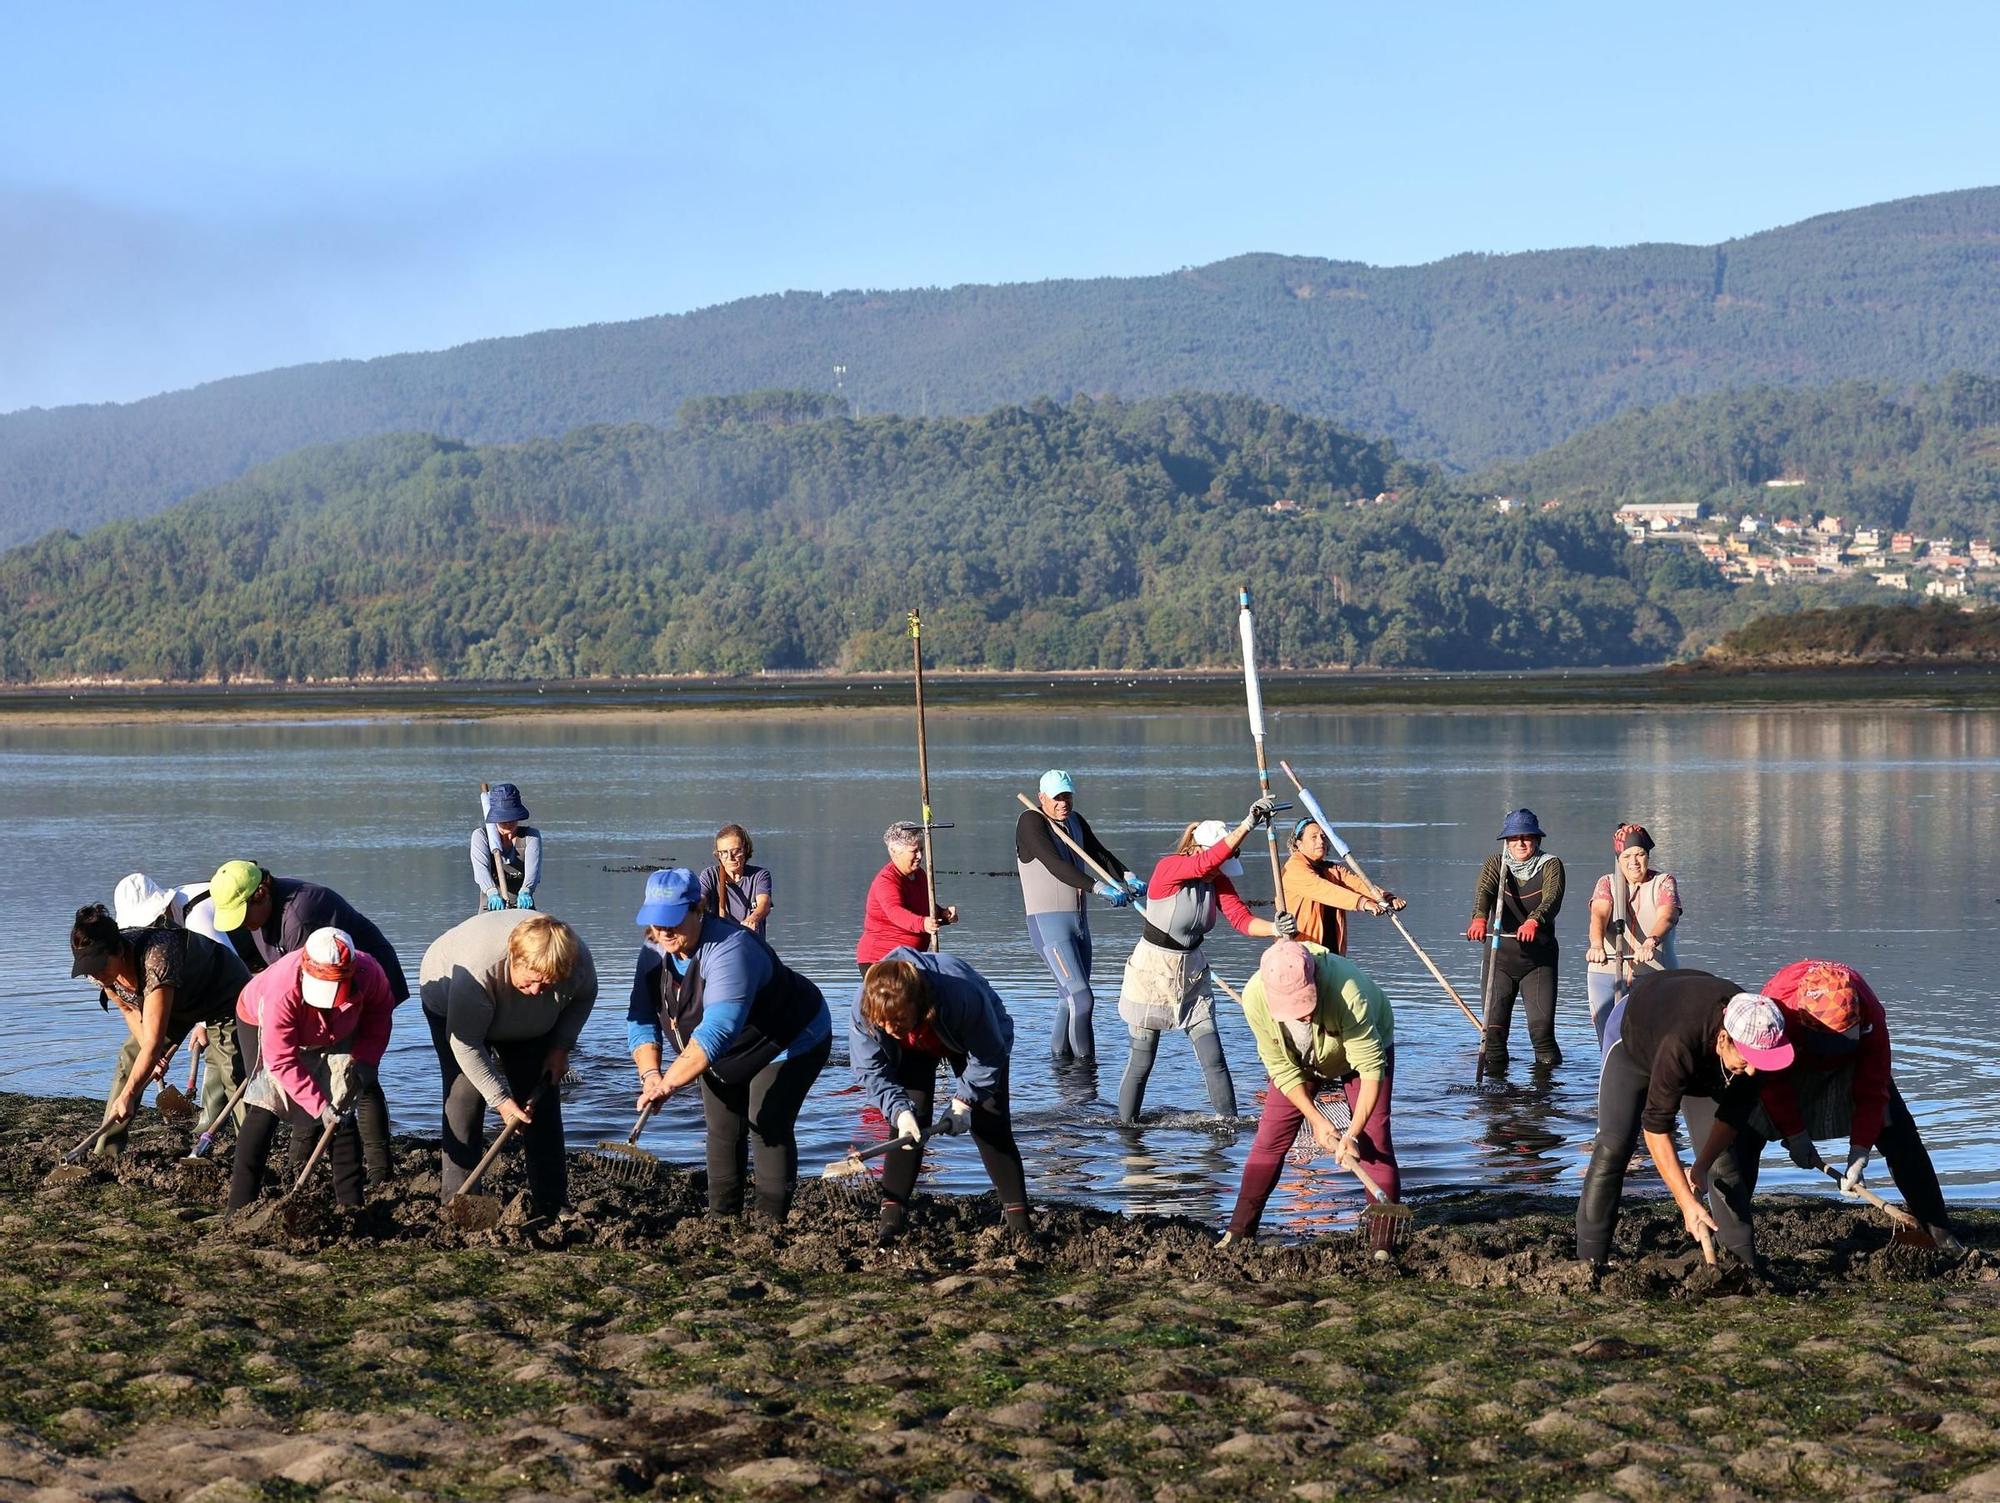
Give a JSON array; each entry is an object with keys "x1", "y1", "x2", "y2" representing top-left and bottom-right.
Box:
[
  {"x1": 625, "y1": 867, "x2": 832, "y2": 1222},
  {"x1": 1464, "y1": 808, "x2": 1566, "y2": 1072},
  {"x1": 471, "y1": 783, "x2": 541, "y2": 912}
]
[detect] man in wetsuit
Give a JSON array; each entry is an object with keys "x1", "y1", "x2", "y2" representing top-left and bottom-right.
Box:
[{"x1": 1014, "y1": 770, "x2": 1144, "y2": 1064}]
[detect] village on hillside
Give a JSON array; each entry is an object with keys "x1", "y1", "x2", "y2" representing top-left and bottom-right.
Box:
[{"x1": 1479, "y1": 479, "x2": 1989, "y2": 601}]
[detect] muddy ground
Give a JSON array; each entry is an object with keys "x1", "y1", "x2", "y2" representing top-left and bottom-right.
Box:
[{"x1": 2, "y1": 1092, "x2": 1997, "y2": 1502}]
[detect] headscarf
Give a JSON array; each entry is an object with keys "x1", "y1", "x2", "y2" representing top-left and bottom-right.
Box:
[{"x1": 1612, "y1": 823, "x2": 1654, "y2": 854}]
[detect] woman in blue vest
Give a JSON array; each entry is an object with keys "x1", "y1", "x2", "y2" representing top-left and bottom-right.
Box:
[{"x1": 626, "y1": 868, "x2": 832, "y2": 1221}]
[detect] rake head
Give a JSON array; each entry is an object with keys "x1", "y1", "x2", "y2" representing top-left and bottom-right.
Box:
[
  {"x1": 587, "y1": 1139, "x2": 662, "y2": 1184},
  {"x1": 1289, "y1": 1090, "x2": 1412, "y2": 1251}
]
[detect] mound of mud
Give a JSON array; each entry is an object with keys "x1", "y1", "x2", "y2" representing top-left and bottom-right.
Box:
[{"x1": 4, "y1": 1092, "x2": 1989, "y2": 1299}]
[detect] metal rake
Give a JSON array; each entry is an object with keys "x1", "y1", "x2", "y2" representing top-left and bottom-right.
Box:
[{"x1": 1288, "y1": 1089, "x2": 1413, "y2": 1249}]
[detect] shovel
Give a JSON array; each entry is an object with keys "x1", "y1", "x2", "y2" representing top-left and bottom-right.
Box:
[
  {"x1": 232, "y1": 1110, "x2": 346, "y2": 1234},
  {"x1": 155, "y1": 1048, "x2": 197, "y2": 1123},
  {"x1": 185, "y1": 1073, "x2": 257, "y2": 1160},
  {"x1": 44, "y1": 1111, "x2": 121, "y2": 1186},
  {"x1": 446, "y1": 1118, "x2": 524, "y2": 1231}
]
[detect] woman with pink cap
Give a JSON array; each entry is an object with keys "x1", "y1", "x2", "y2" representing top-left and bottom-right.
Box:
[
  {"x1": 1575, "y1": 968, "x2": 1793, "y2": 1269},
  {"x1": 228, "y1": 927, "x2": 396, "y2": 1214},
  {"x1": 1223, "y1": 940, "x2": 1398, "y2": 1246},
  {"x1": 1114, "y1": 796, "x2": 1293, "y2": 1123},
  {"x1": 1722, "y1": 961, "x2": 1960, "y2": 1251},
  {"x1": 1583, "y1": 823, "x2": 1683, "y2": 1047}
]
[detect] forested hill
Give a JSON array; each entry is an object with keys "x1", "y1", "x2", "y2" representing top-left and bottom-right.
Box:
[
  {"x1": 1478, "y1": 373, "x2": 2000, "y2": 535},
  {"x1": 0, "y1": 393, "x2": 1745, "y2": 683},
  {"x1": 7, "y1": 186, "x2": 2000, "y2": 547}
]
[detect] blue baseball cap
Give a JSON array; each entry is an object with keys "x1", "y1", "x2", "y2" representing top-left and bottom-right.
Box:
[
  {"x1": 636, "y1": 867, "x2": 700, "y2": 928},
  {"x1": 1039, "y1": 769, "x2": 1075, "y2": 797}
]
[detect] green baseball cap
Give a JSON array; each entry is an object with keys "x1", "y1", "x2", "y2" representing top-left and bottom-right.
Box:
[{"x1": 209, "y1": 859, "x2": 266, "y2": 931}]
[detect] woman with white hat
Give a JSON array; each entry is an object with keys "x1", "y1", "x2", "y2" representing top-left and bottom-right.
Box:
[
  {"x1": 113, "y1": 871, "x2": 240, "y2": 1128},
  {"x1": 228, "y1": 927, "x2": 396, "y2": 1213},
  {"x1": 1115, "y1": 796, "x2": 1292, "y2": 1123}
]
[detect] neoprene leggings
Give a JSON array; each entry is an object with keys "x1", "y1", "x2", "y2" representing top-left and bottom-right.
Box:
[
  {"x1": 1228, "y1": 1050, "x2": 1399, "y2": 1238},
  {"x1": 1118, "y1": 1018, "x2": 1237, "y2": 1122},
  {"x1": 1482, "y1": 957, "x2": 1561, "y2": 1066},
  {"x1": 1027, "y1": 911, "x2": 1096, "y2": 1061},
  {"x1": 877, "y1": 1055, "x2": 1029, "y2": 1224},
  {"x1": 426, "y1": 1009, "x2": 568, "y2": 1214},
  {"x1": 229, "y1": 1100, "x2": 363, "y2": 1212},
  {"x1": 698, "y1": 1035, "x2": 832, "y2": 1221}
]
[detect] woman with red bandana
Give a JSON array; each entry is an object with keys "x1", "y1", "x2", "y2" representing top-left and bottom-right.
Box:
[
  {"x1": 1584, "y1": 823, "x2": 1683, "y2": 1048},
  {"x1": 1733, "y1": 961, "x2": 1960, "y2": 1251}
]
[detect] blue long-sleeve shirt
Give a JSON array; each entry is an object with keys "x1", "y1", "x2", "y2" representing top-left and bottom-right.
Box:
[
  {"x1": 850, "y1": 946, "x2": 1015, "y2": 1122},
  {"x1": 626, "y1": 917, "x2": 831, "y2": 1065},
  {"x1": 470, "y1": 825, "x2": 542, "y2": 898}
]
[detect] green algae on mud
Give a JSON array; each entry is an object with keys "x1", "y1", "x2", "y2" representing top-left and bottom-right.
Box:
[
  {"x1": 3, "y1": 1092, "x2": 1998, "y2": 1501},
  {"x1": 8, "y1": 663, "x2": 2000, "y2": 725}
]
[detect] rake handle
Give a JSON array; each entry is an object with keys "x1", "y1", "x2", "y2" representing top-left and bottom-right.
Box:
[
  {"x1": 1823, "y1": 1165, "x2": 1921, "y2": 1228},
  {"x1": 189, "y1": 1071, "x2": 257, "y2": 1153},
  {"x1": 284, "y1": 1112, "x2": 344, "y2": 1200}
]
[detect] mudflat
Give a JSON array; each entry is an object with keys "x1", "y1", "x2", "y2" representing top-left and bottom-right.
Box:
[{"x1": 3, "y1": 1091, "x2": 1996, "y2": 1500}]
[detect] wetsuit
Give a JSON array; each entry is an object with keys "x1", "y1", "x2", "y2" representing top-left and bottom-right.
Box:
[
  {"x1": 1576, "y1": 968, "x2": 1761, "y2": 1266},
  {"x1": 1015, "y1": 806, "x2": 1129, "y2": 1063},
  {"x1": 1471, "y1": 853, "x2": 1564, "y2": 1069}
]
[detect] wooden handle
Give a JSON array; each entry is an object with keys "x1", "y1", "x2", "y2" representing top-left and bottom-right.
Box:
[
  {"x1": 285, "y1": 1114, "x2": 344, "y2": 1198},
  {"x1": 185, "y1": 1050, "x2": 201, "y2": 1094},
  {"x1": 1824, "y1": 1166, "x2": 1920, "y2": 1228},
  {"x1": 1388, "y1": 915, "x2": 1486, "y2": 1035},
  {"x1": 1697, "y1": 1225, "x2": 1717, "y2": 1265},
  {"x1": 192, "y1": 1072, "x2": 256, "y2": 1143},
  {"x1": 1014, "y1": 793, "x2": 1126, "y2": 891},
  {"x1": 455, "y1": 1117, "x2": 521, "y2": 1201}
]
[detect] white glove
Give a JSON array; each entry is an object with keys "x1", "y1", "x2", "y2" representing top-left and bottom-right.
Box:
[
  {"x1": 1841, "y1": 1146, "x2": 1873, "y2": 1194},
  {"x1": 942, "y1": 1097, "x2": 975, "y2": 1135},
  {"x1": 893, "y1": 1110, "x2": 922, "y2": 1143}
]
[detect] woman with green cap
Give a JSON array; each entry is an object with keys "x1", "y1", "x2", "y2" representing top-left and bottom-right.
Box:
[{"x1": 1465, "y1": 808, "x2": 1565, "y2": 1071}]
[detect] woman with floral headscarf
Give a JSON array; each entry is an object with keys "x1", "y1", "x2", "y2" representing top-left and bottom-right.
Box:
[{"x1": 1584, "y1": 823, "x2": 1682, "y2": 1048}]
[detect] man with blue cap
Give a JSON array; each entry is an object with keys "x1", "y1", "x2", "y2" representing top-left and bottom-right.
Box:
[
  {"x1": 1465, "y1": 808, "x2": 1566, "y2": 1071},
  {"x1": 1014, "y1": 769, "x2": 1145, "y2": 1063},
  {"x1": 471, "y1": 782, "x2": 542, "y2": 912}
]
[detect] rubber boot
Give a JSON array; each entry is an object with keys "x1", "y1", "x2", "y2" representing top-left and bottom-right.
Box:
[
  {"x1": 1575, "y1": 1138, "x2": 1627, "y2": 1267},
  {"x1": 876, "y1": 1202, "x2": 909, "y2": 1247},
  {"x1": 1479, "y1": 1026, "x2": 1510, "y2": 1075}
]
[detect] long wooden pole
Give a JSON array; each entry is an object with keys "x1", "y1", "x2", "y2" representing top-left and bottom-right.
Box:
[
  {"x1": 1277, "y1": 760, "x2": 1482, "y2": 1035},
  {"x1": 909, "y1": 607, "x2": 940, "y2": 951},
  {"x1": 1236, "y1": 589, "x2": 1287, "y2": 910},
  {"x1": 1014, "y1": 793, "x2": 1124, "y2": 891}
]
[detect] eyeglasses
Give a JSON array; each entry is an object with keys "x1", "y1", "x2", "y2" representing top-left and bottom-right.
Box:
[{"x1": 716, "y1": 846, "x2": 746, "y2": 858}]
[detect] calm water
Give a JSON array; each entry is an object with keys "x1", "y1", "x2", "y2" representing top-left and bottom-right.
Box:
[{"x1": 2, "y1": 704, "x2": 1993, "y2": 1234}]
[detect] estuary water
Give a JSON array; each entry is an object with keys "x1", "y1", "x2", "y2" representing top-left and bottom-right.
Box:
[{"x1": 2, "y1": 702, "x2": 1993, "y2": 1234}]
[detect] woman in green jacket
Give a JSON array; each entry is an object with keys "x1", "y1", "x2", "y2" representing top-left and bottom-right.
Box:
[{"x1": 1223, "y1": 940, "x2": 1398, "y2": 1243}]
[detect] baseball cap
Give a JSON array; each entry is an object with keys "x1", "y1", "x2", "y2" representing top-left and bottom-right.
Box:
[
  {"x1": 209, "y1": 860, "x2": 265, "y2": 931},
  {"x1": 1792, "y1": 963, "x2": 1862, "y2": 1037},
  {"x1": 636, "y1": 867, "x2": 700, "y2": 928},
  {"x1": 1258, "y1": 941, "x2": 1319, "y2": 1021},
  {"x1": 300, "y1": 927, "x2": 355, "y2": 1009},
  {"x1": 1192, "y1": 819, "x2": 1245, "y2": 877},
  {"x1": 1723, "y1": 992, "x2": 1794, "y2": 1070},
  {"x1": 70, "y1": 932, "x2": 119, "y2": 979},
  {"x1": 1039, "y1": 769, "x2": 1075, "y2": 797},
  {"x1": 113, "y1": 872, "x2": 177, "y2": 929}
]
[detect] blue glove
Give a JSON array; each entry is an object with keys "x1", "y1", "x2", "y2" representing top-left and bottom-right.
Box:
[
  {"x1": 515, "y1": 889, "x2": 536, "y2": 910},
  {"x1": 1123, "y1": 873, "x2": 1147, "y2": 901},
  {"x1": 483, "y1": 890, "x2": 507, "y2": 912},
  {"x1": 1093, "y1": 880, "x2": 1130, "y2": 908}
]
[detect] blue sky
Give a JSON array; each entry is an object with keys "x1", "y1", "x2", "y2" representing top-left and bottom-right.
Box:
[{"x1": 3, "y1": 1, "x2": 1997, "y2": 412}]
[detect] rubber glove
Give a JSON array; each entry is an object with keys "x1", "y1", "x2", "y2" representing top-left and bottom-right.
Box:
[
  {"x1": 1247, "y1": 795, "x2": 1279, "y2": 828},
  {"x1": 893, "y1": 1109, "x2": 922, "y2": 1143},
  {"x1": 1272, "y1": 912, "x2": 1299, "y2": 939},
  {"x1": 1466, "y1": 916, "x2": 1488, "y2": 944},
  {"x1": 1841, "y1": 1145, "x2": 1873, "y2": 1194},
  {"x1": 1093, "y1": 880, "x2": 1130, "y2": 908},
  {"x1": 1516, "y1": 918, "x2": 1541, "y2": 945},
  {"x1": 940, "y1": 1098, "x2": 975, "y2": 1135},
  {"x1": 1783, "y1": 1133, "x2": 1823, "y2": 1171},
  {"x1": 516, "y1": 889, "x2": 536, "y2": 910},
  {"x1": 1123, "y1": 872, "x2": 1147, "y2": 901},
  {"x1": 484, "y1": 890, "x2": 507, "y2": 912},
  {"x1": 318, "y1": 1104, "x2": 341, "y2": 1130}
]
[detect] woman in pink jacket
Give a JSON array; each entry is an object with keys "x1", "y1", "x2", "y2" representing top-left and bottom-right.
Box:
[{"x1": 229, "y1": 927, "x2": 396, "y2": 1213}]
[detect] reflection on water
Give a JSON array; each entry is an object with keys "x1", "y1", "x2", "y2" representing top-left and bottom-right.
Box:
[{"x1": 2, "y1": 703, "x2": 1994, "y2": 1232}]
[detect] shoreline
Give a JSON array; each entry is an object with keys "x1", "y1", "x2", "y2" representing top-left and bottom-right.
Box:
[
  {"x1": 2, "y1": 1091, "x2": 1997, "y2": 1500},
  {"x1": 7, "y1": 663, "x2": 2000, "y2": 725}
]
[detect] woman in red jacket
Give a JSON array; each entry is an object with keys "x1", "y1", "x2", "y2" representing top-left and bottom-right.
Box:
[
  {"x1": 1720, "y1": 960, "x2": 1958, "y2": 1251},
  {"x1": 855, "y1": 821, "x2": 957, "y2": 973}
]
